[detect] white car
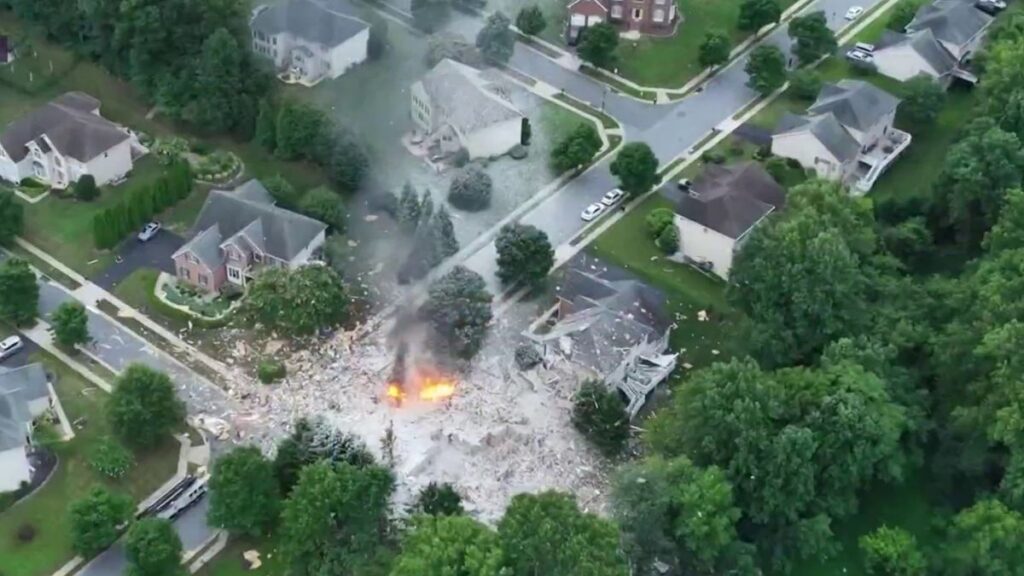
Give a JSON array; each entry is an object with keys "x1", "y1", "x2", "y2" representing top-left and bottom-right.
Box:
[
  {"x1": 601, "y1": 189, "x2": 624, "y2": 206},
  {"x1": 0, "y1": 335, "x2": 24, "y2": 361},
  {"x1": 137, "y1": 221, "x2": 161, "y2": 242},
  {"x1": 581, "y1": 202, "x2": 606, "y2": 222},
  {"x1": 846, "y1": 49, "x2": 873, "y2": 63},
  {"x1": 845, "y1": 6, "x2": 864, "y2": 19}
]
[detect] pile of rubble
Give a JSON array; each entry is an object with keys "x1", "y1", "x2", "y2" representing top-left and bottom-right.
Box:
[{"x1": 215, "y1": 316, "x2": 612, "y2": 521}]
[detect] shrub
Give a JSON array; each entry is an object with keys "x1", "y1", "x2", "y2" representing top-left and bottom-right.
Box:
[
  {"x1": 702, "y1": 150, "x2": 726, "y2": 164},
  {"x1": 572, "y1": 380, "x2": 630, "y2": 456},
  {"x1": 89, "y1": 437, "x2": 135, "y2": 479},
  {"x1": 786, "y1": 157, "x2": 803, "y2": 170},
  {"x1": 645, "y1": 208, "x2": 675, "y2": 239},
  {"x1": 74, "y1": 175, "x2": 99, "y2": 201},
  {"x1": 190, "y1": 140, "x2": 213, "y2": 155},
  {"x1": 514, "y1": 344, "x2": 542, "y2": 370},
  {"x1": 656, "y1": 223, "x2": 679, "y2": 254},
  {"x1": 452, "y1": 147, "x2": 470, "y2": 168},
  {"x1": 764, "y1": 156, "x2": 789, "y2": 183},
  {"x1": 790, "y1": 69, "x2": 823, "y2": 100},
  {"x1": 258, "y1": 359, "x2": 287, "y2": 384},
  {"x1": 16, "y1": 524, "x2": 36, "y2": 542},
  {"x1": 447, "y1": 164, "x2": 493, "y2": 211}
]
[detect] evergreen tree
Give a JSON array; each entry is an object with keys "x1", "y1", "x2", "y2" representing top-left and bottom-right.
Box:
[
  {"x1": 255, "y1": 98, "x2": 277, "y2": 151},
  {"x1": 398, "y1": 182, "x2": 422, "y2": 229},
  {"x1": 0, "y1": 258, "x2": 38, "y2": 327}
]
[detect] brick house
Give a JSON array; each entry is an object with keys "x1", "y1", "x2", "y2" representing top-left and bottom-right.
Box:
[
  {"x1": 171, "y1": 180, "x2": 327, "y2": 294},
  {"x1": 567, "y1": 0, "x2": 678, "y2": 42}
]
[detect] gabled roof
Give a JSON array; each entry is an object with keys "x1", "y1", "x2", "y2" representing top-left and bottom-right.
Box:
[
  {"x1": 0, "y1": 364, "x2": 50, "y2": 451},
  {"x1": 173, "y1": 224, "x2": 224, "y2": 271},
  {"x1": 234, "y1": 179, "x2": 276, "y2": 205},
  {"x1": 567, "y1": 0, "x2": 608, "y2": 12},
  {"x1": 876, "y1": 29, "x2": 958, "y2": 75},
  {"x1": 252, "y1": 0, "x2": 368, "y2": 48},
  {"x1": 0, "y1": 92, "x2": 128, "y2": 163},
  {"x1": 416, "y1": 59, "x2": 524, "y2": 137},
  {"x1": 906, "y1": 0, "x2": 993, "y2": 49},
  {"x1": 808, "y1": 80, "x2": 901, "y2": 132},
  {"x1": 190, "y1": 180, "x2": 326, "y2": 263},
  {"x1": 675, "y1": 162, "x2": 786, "y2": 239},
  {"x1": 774, "y1": 112, "x2": 861, "y2": 163}
]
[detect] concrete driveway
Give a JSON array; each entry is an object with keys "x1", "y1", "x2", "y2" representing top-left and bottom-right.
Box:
[{"x1": 92, "y1": 230, "x2": 185, "y2": 290}]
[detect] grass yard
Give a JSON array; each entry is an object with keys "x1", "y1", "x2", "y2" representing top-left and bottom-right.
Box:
[
  {"x1": 0, "y1": 352, "x2": 179, "y2": 576},
  {"x1": 590, "y1": 195, "x2": 739, "y2": 368},
  {"x1": 20, "y1": 156, "x2": 165, "y2": 275},
  {"x1": 195, "y1": 537, "x2": 287, "y2": 576},
  {"x1": 613, "y1": 0, "x2": 800, "y2": 88},
  {"x1": 163, "y1": 186, "x2": 211, "y2": 235},
  {"x1": 790, "y1": 469, "x2": 945, "y2": 576}
]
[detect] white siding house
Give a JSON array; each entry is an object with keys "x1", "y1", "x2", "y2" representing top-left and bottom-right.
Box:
[
  {"x1": 411, "y1": 59, "x2": 525, "y2": 160},
  {"x1": 0, "y1": 364, "x2": 54, "y2": 493},
  {"x1": 0, "y1": 92, "x2": 132, "y2": 189},
  {"x1": 251, "y1": 0, "x2": 369, "y2": 86}
]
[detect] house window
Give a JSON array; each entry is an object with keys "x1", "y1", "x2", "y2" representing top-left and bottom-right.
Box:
[
  {"x1": 187, "y1": 253, "x2": 198, "y2": 264},
  {"x1": 199, "y1": 274, "x2": 208, "y2": 286},
  {"x1": 653, "y1": 8, "x2": 665, "y2": 22},
  {"x1": 611, "y1": 5, "x2": 623, "y2": 18},
  {"x1": 253, "y1": 252, "x2": 263, "y2": 263},
  {"x1": 632, "y1": 8, "x2": 643, "y2": 20},
  {"x1": 228, "y1": 267, "x2": 242, "y2": 282},
  {"x1": 655, "y1": 0, "x2": 666, "y2": 4},
  {"x1": 183, "y1": 268, "x2": 191, "y2": 280},
  {"x1": 272, "y1": 37, "x2": 277, "y2": 45}
]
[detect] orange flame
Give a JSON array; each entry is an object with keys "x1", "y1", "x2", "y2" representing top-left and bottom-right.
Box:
[
  {"x1": 386, "y1": 384, "x2": 404, "y2": 403},
  {"x1": 418, "y1": 378, "x2": 456, "y2": 402}
]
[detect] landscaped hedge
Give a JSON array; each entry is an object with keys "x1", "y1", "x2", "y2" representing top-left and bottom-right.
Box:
[{"x1": 92, "y1": 160, "x2": 192, "y2": 250}]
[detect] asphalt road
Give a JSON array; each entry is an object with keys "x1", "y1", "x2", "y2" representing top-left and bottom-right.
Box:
[{"x1": 452, "y1": 0, "x2": 884, "y2": 290}]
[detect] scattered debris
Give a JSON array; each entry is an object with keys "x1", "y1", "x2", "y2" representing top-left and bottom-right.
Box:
[{"x1": 243, "y1": 549, "x2": 262, "y2": 570}]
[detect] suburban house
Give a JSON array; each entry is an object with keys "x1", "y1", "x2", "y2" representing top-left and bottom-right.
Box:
[
  {"x1": 172, "y1": 179, "x2": 328, "y2": 294},
  {"x1": 566, "y1": 0, "x2": 678, "y2": 43},
  {"x1": 0, "y1": 364, "x2": 55, "y2": 493},
  {"x1": 410, "y1": 59, "x2": 526, "y2": 160},
  {"x1": 0, "y1": 92, "x2": 133, "y2": 189},
  {"x1": 251, "y1": 0, "x2": 369, "y2": 86},
  {"x1": 871, "y1": 0, "x2": 992, "y2": 85},
  {"x1": 672, "y1": 162, "x2": 786, "y2": 279},
  {"x1": 527, "y1": 261, "x2": 677, "y2": 418},
  {"x1": 771, "y1": 80, "x2": 910, "y2": 194}
]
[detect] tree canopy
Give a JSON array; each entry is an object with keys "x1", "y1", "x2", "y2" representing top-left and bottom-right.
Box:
[
  {"x1": 610, "y1": 142, "x2": 659, "y2": 196},
  {"x1": 272, "y1": 416, "x2": 376, "y2": 495},
  {"x1": 242, "y1": 266, "x2": 350, "y2": 337},
  {"x1": 125, "y1": 518, "x2": 183, "y2": 576},
  {"x1": 899, "y1": 76, "x2": 945, "y2": 127},
  {"x1": 550, "y1": 124, "x2": 602, "y2": 173},
  {"x1": 107, "y1": 364, "x2": 185, "y2": 448},
  {"x1": 69, "y1": 487, "x2": 134, "y2": 557},
  {"x1": 51, "y1": 301, "x2": 90, "y2": 349},
  {"x1": 476, "y1": 11, "x2": 515, "y2": 65},
  {"x1": 448, "y1": 165, "x2": 494, "y2": 212},
  {"x1": 391, "y1": 515, "x2": 505, "y2": 576},
  {"x1": 578, "y1": 23, "x2": 619, "y2": 68},
  {"x1": 859, "y1": 526, "x2": 927, "y2": 576},
  {"x1": 516, "y1": 5, "x2": 547, "y2": 36},
  {"x1": 788, "y1": 11, "x2": 837, "y2": 65},
  {"x1": 738, "y1": 0, "x2": 782, "y2": 32},
  {"x1": 745, "y1": 44, "x2": 787, "y2": 96},
  {"x1": 495, "y1": 223, "x2": 555, "y2": 289},
  {"x1": 572, "y1": 381, "x2": 630, "y2": 456},
  {"x1": 0, "y1": 189, "x2": 24, "y2": 246},
  {"x1": 699, "y1": 30, "x2": 732, "y2": 69},
  {"x1": 208, "y1": 446, "x2": 281, "y2": 537},
  {"x1": 0, "y1": 257, "x2": 38, "y2": 327},
  {"x1": 421, "y1": 266, "x2": 494, "y2": 360}
]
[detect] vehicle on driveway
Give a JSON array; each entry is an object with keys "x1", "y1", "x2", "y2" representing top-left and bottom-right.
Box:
[
  {"x1": 976, "y1": 0, "x2": 1006, "y2": 14},
  {"x1": 601, "y1": 189, "x2": 624, "y2": 206},
  {"x1": 845, "y1": 6, "x2": 864, "y2": 19},
  {"x1": 0, "y1": 335, "x2": 24, "y2": 362},
  {"x1": 677, "y1": 178, "x2": 693, "y2": 191},
  {"x1": 137, "y1": 222, "x2": 161, "y2": 242},
  {"x1": 581, "y1": 202, "x2": 606, "y2": 222},
  {"x1": 846, "y1": 49, "x2": 874, "y2": 64}
]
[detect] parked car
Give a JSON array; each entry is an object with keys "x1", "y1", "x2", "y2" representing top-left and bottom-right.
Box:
[
  {"x1": 601, "y1": 189, "x2": 624, "y2": 206},
  {"x1": 845, "y1": 6, "x2": 864, "y2": 19},
  {"x1": 137, "y1": 221, "x2": 161, "y2": 242},
  {"x1": 976, "y1": 0, "x2": 1006, "y2": 14},
  {"x1": 0, "y1": 335, "x2": 24, "y2": 361},
  {"x1": 677, "y1": 178, "x2": 693, "y2": 191},
  {"x1": 581, "y1": 202, "x2": 606, "y2": 222},
  {"x1": 854, "y1": 42, "x2": 875, "y2": 54},
  {"x1": 846, "y1": 49, "x2": 874, "y2": 64}
]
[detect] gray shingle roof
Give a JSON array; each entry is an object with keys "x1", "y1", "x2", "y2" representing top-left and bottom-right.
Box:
[
  {"x1": 0, "y1": 364, "x2": 50, "y2": 451},
  {"x1": 0, "y1": 92, "x2": 128, "y2": 163},
  {"x1": 774, "y1": 112, "x2": 862, "y2": 163},
  {"x1": 876, "y1": 29, "x2": 958, "y2": 75},
  {"x1": 417, "y1": 59, "x2": 524, "y2": 136},
  {"x1": 907, "y1": 0, "x2": 993, "y2": 49},
  {"x1": 808, "y1": 80, "x2": 901, "y2": 132},
  {"x1": 190, "y1": 180, "x2": 327, "y2": 263},
  {"x1": 252, "y1": 0, "x2": 368, "y2": 47},
  {"x1": 675, "y1": 162, "x2": 785, "y2": 239},
  {"x1": 173, "y1": 225, "x2": 224, "y2": 271}
]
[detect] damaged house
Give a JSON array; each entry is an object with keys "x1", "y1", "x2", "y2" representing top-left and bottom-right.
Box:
[{"x1": 527, "y1": 265, "x2": 677, "y2": 418}]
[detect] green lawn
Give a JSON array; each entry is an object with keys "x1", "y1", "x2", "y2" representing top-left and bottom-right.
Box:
[
  {"x1": 195, "y1": 537, "x2": 287, "y2": 576},
  {"x1": 590, "y1": 195, "x2": 739, "y2": 368},
  {"x1": 20, "y1": 156, "x2": 165, "y2": 275},
  {"x1": 0, "y1": 352, "x2": 179, "y2": 576},
  {"x1": 790, "y1": 469, "x2": 945, "y2": 576},
  {"x1": 613, "y1": 0, "x2": 800, "y2": 88},
  {"x1": 163, "y1": 186, "x2": 211, "y2": 235},
  {"x1": 538, "y1": 99, "x2": 590, "y2": 142}
]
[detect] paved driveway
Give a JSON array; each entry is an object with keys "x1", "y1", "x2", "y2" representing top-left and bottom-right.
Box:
[{"x1": 92, "y1": 230, "x2": 185, "y2": 290}]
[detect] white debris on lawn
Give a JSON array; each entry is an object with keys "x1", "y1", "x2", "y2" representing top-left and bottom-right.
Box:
[{"x1": 219, "y1": 320, "x2": 612, "y2": 523}]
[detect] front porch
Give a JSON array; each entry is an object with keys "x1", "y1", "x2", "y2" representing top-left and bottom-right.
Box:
[{"x1": 851, "y1": 128, "x2": 912, "y2": 195}]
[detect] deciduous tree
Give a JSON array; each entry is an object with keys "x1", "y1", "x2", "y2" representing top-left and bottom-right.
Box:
[
  {"x1": 107, "y1": 364, "x2": 185, "y2": 448},
  {"x1": 859, "y1": 526, "x2": 927, "y2": 576},
  {"x1": 241, "y1": 266, "x2": 349, "y2": 337},
  {"x1": 550, "y1": 124, "x2": 602, "y2": 173},
  {"x1": 578, "y1": 22, "x2": 619, "y2": 68},
  {"x1": 51, "y1": 301, "x2": 90, "y2": 349},
  {"x1": 191, "y1": 28, "x2": 246, "y2": 133},
  {"x1": 900, "y1": 76, "x2": 945, "y2": 127},
  {"x1": 69, "y1": 487, "x2": 134, "y2": 558},
  {"x1": 788, "y1": 11, "x2": 837, "y2": 65},
  {"x1": 0, "y1": 258, "x2": 38, "y2": 327},
  {"x1": 298, "y1": 186, "x2": 346, "y2": 232},
  {"x1": 448, "y1": 164, "x2": 493, "y2": 211},
  {"x1": 476, "y1": 11, "x2": 515, "y2": 65},
  {"x1": 943, "y1": 499, "x2": 1024, "y2": 575},
  {"x1": 125, "y1": 518, "x2": 183, "y2": 576},
  {"x1": 0, "y1": 189, "x2": 24, "y2": 246},
  {"x1": 790, "y1": 68, "x2": 823, "y2": 99},
  {"x1": 255, "y1": 99, "x2": 277, "y2": 151},
  {"x1": 208, "y1": 446, "x2": 281, "y2": 537},
  {"x1": 516, "y1": 5, "x2": 547, "y2": 36},
  {"x1": 412, "y1": 0, "x2": 452, "y2": 32},
  {"x1": 272, "y1": 416, "x2": 376, "y2": 495},
  {"x1": 495, "y1": 223, "x2": 554, "y2": 288},
  {"x1": 421, "y1": 266, "x2": 493, "y2": 359},
  {"x1": 572, "y1": 381, "x2": 630, "y2": 456},
  {"x1": 610, "y1": 142, "x2": 659, "y2": 196},
  {"x1": 745, "y1": 44, "x2": 787, "y2": 95},
  {"x1": 392, "y1": 515, "x2": 504, "y2": 576},
  {"x1": 738, "y1": 0, "x2": 782, "y2": 32},
  {"x1": 887, "y1": 0, "x2": 922, "y2": 31},
  {"x1": 498, "y1": 491, "x2": 629, "y2": 576},
  {"x1": 699, "y1": 30, "x2": 732, "y2": 69}
]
